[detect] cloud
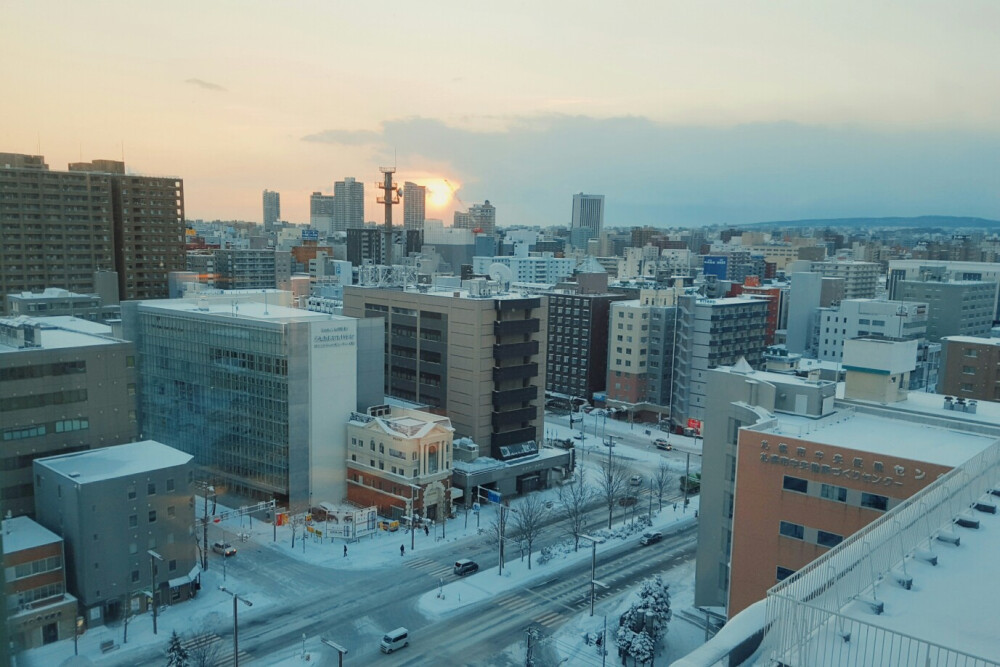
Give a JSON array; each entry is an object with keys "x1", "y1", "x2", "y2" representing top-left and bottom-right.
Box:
[
  {"x1": 301, "y1": 115, "x2": 1000, "y2": 227},
  {"x1": 184, "y1": 78, "x2": 227, "y2": 92},
  {"x1": 301, "y1": 129, "x2": 383, "y2": 145}
]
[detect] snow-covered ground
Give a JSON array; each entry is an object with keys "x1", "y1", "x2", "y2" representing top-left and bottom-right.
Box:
[{"x1": 18, "y1": 411, "x2": 705, "y2": 667}]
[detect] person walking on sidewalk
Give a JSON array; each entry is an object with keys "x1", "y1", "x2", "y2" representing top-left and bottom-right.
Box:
[
  {"x1": 400, "y1": 544, "x2": 405, "y2": 557},
  {"x1": 343, "y1": 544, "x2": 348, "y2": 557}
]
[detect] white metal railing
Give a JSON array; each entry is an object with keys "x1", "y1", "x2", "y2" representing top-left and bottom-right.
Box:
[
  {"x1": 772, "y1": 407, "x2": 856, "y2": 439},
  {"x1": 760, "y1": 438, "x2": 1000, "y2": 666}
]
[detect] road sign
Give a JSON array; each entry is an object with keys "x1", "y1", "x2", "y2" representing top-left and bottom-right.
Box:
[
  {"x1": 472, "y1": 502, "x2": 481, "y2": 512},
  {"x1": 487, "y1": 490, "x2": 501, "y2": 504}
]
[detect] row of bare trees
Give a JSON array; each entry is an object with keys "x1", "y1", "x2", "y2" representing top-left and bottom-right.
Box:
[{"x1": 483, "y1": 457, "x2": 675, "y2": 568}]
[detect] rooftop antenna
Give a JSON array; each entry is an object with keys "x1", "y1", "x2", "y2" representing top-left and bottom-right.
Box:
[{"x1": 263, "y1": 289, "x2": 269, "y2": 315}]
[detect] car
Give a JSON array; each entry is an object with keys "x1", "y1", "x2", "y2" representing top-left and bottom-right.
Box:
[
  {"x1": 629, "y1": 474, "x2": 643, "y2": 486},
  {"x1": 454, "y1": 559, "x2": 479, "y2": 576},
  {"x1": 583, "y1": 406, "x2": 594, "y2": 414},
  {"x1": 380, "y1": 627, "x2": 409, "y2": 653},
  {"x1": 212, "y1": 541, "x2": 236, "y2": 557},
  {"x1": 574, "y1": 433, "x2": 585, "y2": 440},
  {"x1": 639, "y1": 531, "x2": 663, "y2": 546},
  {"x1": 654, "y1": 438, "x2": 672, "y2": 451},
  {"x1": 603, "y1": 439, "x2": 615, "y2": 447}
]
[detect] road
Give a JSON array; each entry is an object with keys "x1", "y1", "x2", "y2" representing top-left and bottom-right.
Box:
[{"x1": 100, "y1": 488, "x2": 697, "y2": 666}]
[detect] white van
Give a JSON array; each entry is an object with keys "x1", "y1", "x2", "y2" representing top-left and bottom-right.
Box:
[{"x1": 380, "y1": 627, "x2": 409, "y2": 653}]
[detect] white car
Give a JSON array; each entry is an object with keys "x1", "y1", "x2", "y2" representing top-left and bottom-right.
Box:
[
  {"x1": 629, "y1": 474, "x2": 643, "y2": 486},
  {"x1": 212, "y1": 541, "x2": 236, "y2": 557}
]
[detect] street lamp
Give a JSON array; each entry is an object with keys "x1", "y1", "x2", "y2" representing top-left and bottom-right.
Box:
[
  {"x1": 579, "y1": 534, "x2": 602, "y2": 616},
  {"x1": 219, "y1": 586, "x2": 252, "y2": 667},
  {"x1": 408, "y1": 483, "x2": 422, "y2": 552},
  {"x1": 148, "y1": 550, "x2": 164, "y2": 635},
  {"x1": 321, "y1": 638, "x2": 348, "y2": 667}
]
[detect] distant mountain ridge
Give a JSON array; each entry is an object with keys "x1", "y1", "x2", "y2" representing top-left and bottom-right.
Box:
[{"x1": 746, "y1": 215, "x2": 1000, "y2": 229}]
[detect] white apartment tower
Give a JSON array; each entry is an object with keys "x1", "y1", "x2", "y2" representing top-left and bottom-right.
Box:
[{"x1": 333, "y1": 177, "x2": 365, "y2": 231}]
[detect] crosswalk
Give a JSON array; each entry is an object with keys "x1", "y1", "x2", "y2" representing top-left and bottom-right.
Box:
[
  {"x1": 181, "y1": 633, "x2": 253, "y2": 666},
  {"x1": 404, "y1": 557, "x2": 455, "y2": 579},
  {"x1": 496, "y1": 592, "x2": 568, "y2": 628}
]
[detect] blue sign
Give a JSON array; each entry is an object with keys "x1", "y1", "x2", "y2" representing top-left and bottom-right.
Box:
[
  {"x1": 703, "y1": 255, "x2": 729, "y2": 280},
  {"x1": 472, "y1": 502, "x2": 481, "y2": 513},
  {"x1": 487, "y1": 490, "x2": 502, "y2": 504},
  {"x1": 302, "y1": 229, "x2": 319, "y2": 241}
]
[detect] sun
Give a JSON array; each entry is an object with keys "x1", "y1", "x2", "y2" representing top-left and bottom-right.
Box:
[{"x1": 424, "y1": 179, "x2": 455, "y2": 208}]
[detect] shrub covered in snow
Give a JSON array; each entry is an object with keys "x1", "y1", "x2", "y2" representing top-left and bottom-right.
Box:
[{"x1": 615, "y1": 574, "x2": 672, "y2": 664}]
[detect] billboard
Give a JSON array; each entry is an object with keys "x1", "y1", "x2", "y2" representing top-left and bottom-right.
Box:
[
  {"x1": 703, "y1": 256, "x2": 729, "y2": 280},
  {"x1": 302, "y1": 229, "x2": 320, "y2": 241}
]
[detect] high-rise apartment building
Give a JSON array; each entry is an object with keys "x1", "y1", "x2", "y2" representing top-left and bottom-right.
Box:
[
  {"x1": 606, "y1": 289, "x2": 679, "y2": 410},
  {"x1": 888, "y1": 259, "x2": 1000, "y2": 319},
  {"x1": 343, "y1": 280, "x2": 547, "y2": 460},
  {"x1": 309, "y1": 191, "x2": 335, "y2": 235},
  {"x1": 812, "y1": 260, "x2": 881, "y2": 299},
  {"x1": 402, "y1": 182, "x2": 426, "y2": 230},
  {"x1": 122, "y1": 292, "x2": 383, "y2": 505},
  {"x1": 333, "y1": 177, "x2": 364, "y2": 231},
  {"x1": 453, "y1": 201, "x2": 496, "y2": 236},
  {"x1": 0, "y1": 317, "x2": 137, "y2": 518},
  {"x1": 814, "y1": 298, "x2": 928, "y2": 361},
  {"x1": 346, "y1": 228, "x2": 423, "y2": 266},
  {"x1": 545, "y1": 274, "x2": 627, "y2": 400},
  {"x1": 670, "y1": 295, "x2": 770, "y2": 430},
  {"x1": 2, "y1": 154, "x2": 182, "y2": 304},
  {"x1": 262, "y1": 189, "x2": 280, "y2": 231},
  {"x1": 571, "y1": 193, "x2": 604, "y2": 241}
]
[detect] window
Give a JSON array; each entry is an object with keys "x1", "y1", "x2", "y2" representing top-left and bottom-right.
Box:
[
  {"x1": 782, "y1": 475, "x2": 808, "y2": 494},
  {"x1": 127, "y1": 486, "x2": 136, "y2": 500},
  {"x1": 147, "y1": 482, "x2": 156, "y2": 496},
  {"x1": 961, "y1": 383, "x2": 974, "y2": 392},
  {"x1": 131, "y1": 569, "x2": 140, "y2": 583},
  {"x1": 962, "y1": 366, "x2": 976, "y2": 375},
  {"x1": 129, "y1": 542, "x2": 138, "y2": 554},
  {"x1": 779, "y1": 521, "x2": 804, "y2": 540},
  {"x1": 128, "y1": 514, "x2": 138, "y2": 528},
  {"x1": 168, "y1": 560, "x2": 177, "y2": 572},
  {"x1": 166, "y1": 478, "x2": 175, "y2": 492},
  {"x1": 167, "y1": 505, "x2": 176, "y2": 518},
  {"x1": 860, "y1": 492, "x2": 888, "y2": 511},
  {"x1": 817, "y1": 530, "x2": 844, "y2": 548},
  {"x1": 126, "y1": 355, "x2": 135, "y2": 368},
  {"x1": 820, "y1": 484, "x2": 847, "y2": 503},
  {"x1": 964, "y1": 348, "x2": 979, "y2": 358},
  {"x1": 148, "y1": 510, "x2": 157, "y2": 523},
  {"x1": 776, "y1": 566, "x2": 795, "y2": 581}
]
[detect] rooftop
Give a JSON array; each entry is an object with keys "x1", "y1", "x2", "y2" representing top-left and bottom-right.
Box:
[
  {"x1": 135, "y1": 297, "x2": 339, "y2": 324},
  {"x1": 940, "y1": 335, "x2": 998, "y2": 345},
  {"x1": 756, "y1": 406, "x2": 997, "y2": 466},
  {"x1": 35, "y1": 440, "x2": 192, "y2": 484},
  {"x1": 2, "y1": 516, "x2": 61, "y2": 555},
  {"x1": 0, "y1": 316, "x2": 121, "y2": 353}
]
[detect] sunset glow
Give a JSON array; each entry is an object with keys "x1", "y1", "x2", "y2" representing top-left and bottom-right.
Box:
[{"x1": 424, "y1": 179, "x2": 457, "y2": 209}]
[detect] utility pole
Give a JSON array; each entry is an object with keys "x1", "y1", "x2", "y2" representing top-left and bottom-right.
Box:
[
  {"x1": 148, "y1": 550, "x2": 163, "y2": 634},
  {"x1": 602, "y1": 615, "x2": 607, "y2": 667},
  {"x1": 683, "y1": 451, "x2": 691, "y2": 508},
  {"x1": 524, "y1": 627, "x2": 536, "y2": 667}
]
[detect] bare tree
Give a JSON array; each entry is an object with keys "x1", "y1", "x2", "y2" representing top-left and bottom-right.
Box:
[
  {"x1": 558, "y1": 470, "x2": 593, "y2": 551},
  {"x1": 653, "y1": 460, "x2": 672, "y2": 511},
  {"x1": 511, "y1": 494, "x2": 548, "y2": 570},
  {"x1": 481, "y1": 511, "x2": 505, "y2": 570},
  {"x1": 597, "y1": 453, "x2": 629, "y2": 529},
  {"x1": 186, "y1": 631, "x2": 224, "y2": 667}
]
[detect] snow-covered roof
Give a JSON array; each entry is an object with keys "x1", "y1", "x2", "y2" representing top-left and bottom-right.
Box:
[
  {"x1": 940, "y1": 335, "x2": 998, "y2": 345},
  {"x1": 136, "y1": 298, "x2": 336, "y2": 323},
  {"x1": 758, "y1": 408, "x2": 996, "y2": 466},
  {"x1": 35, "y1": 440, "x2": 192, "y2": 484},
  {"x1": 0, "y1": 316, "x2": 120, "y2": 352},
  {"x1": 2, "y1": 515, "x2": 61, "y2": 555}
]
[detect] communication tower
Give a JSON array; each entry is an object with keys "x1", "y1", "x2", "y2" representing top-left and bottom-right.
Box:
[{"x1": 376, "y1": 167, "x2": 401, "y2": 265}]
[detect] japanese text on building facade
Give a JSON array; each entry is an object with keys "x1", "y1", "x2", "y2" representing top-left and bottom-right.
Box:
[{"x1": 758, "y1": 439, "x2": 927, "y2": 487}]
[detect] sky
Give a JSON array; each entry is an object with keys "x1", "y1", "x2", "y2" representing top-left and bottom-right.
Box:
[{"x1": 3, "y1": 1, "x2": 999, "y2": 228}]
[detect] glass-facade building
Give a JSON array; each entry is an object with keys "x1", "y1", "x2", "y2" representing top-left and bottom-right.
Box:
[{"x1": 122, "y1": 294, "x2": 377, "y2": 505}]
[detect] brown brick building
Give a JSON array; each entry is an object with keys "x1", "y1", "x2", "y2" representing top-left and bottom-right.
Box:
[{"x1": 939, "y1": 335, "x2": 1000, "y2": 403}]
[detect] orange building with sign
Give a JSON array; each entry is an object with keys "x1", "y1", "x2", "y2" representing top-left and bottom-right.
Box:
[{"x1": 727, "y1": 410, "x2": 993, "y2": 615}]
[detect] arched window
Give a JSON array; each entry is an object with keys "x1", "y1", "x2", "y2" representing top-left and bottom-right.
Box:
[{"x1": 427, "y1": 444, "x2": 438, "y2": 473}]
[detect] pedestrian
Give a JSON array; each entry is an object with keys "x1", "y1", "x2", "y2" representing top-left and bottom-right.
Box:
[
  {"x1": 423, "y1": 525, "x2": 429, "y2": 537},
  {"x1": 400, "y1": 544, "x2": 405, "y2": 557},
  {"x1": 673, "y1": 503, "x2": 677, "y2": 512},
  {"x1": 343, "y1": 544, "x2": 347, "y2": 557}
]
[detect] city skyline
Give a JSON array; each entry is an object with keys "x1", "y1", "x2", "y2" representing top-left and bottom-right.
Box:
[{"x1": 4, "y1": 2, "x2": 1000, "y2": 227}]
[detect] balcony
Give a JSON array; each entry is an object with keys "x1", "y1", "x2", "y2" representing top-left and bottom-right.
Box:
[
  {"x1": 496, "y1": 297, "x2": 541, "y2": 312},
  {"x1": 493, "y1": 340, "x2": 539, "y2": 361},
  {"x1": 492, "y1": 406, "x2": 538, "y2": 429},
  {"x1": 493, "y1": 363, "x2": 538, "y2": 383},
  {"x1": 492, "y1": 385, "x2": 539, "y2": 408},
  {"x1": 494, "y1": 318, "x2": 540, "y2": 337},
  {"x1": 493, "y1": 427, "x2": 537, "y2": 448}
]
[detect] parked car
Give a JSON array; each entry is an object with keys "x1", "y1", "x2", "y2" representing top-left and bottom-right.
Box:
[
  {"x1": 454, "y1": 559, "x2": 479, "y2": 576},
  {"x1": 654, "y1": 438, "x2": 672, "y2": 450},
  {"x1": 629, "y1": 474, "x2": 643, "y2": 486},
  {"x1": 639, "y1": 531, "x2": 663, "y2": 546},
  {"x1": 574, "y1": 433, "x2": 585, "y2": 440},
  {"x1": 212, "y1": 541, "x2": 236, "y2": 557}
]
